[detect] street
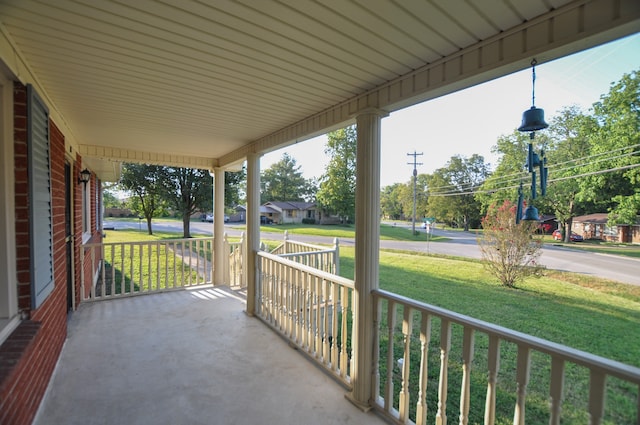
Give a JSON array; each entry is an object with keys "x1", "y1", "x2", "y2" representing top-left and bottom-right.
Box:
[{"x1": 104, "y1": 219, "x2": 639, "y2": 286}]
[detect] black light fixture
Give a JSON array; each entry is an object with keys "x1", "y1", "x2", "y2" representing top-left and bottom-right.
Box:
[{"x1": 78, "y1": 168, "x2": 91, "y2": 186}]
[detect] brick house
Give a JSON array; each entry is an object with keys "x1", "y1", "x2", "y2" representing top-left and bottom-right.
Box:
[{"x1": 0, "y1": 80, "x2": 111, "y2": 425}]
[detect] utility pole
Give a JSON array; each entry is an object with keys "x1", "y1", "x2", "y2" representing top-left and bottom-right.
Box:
[{"x1": 407, "y1": 151, "x2": 423, "y2": 235}]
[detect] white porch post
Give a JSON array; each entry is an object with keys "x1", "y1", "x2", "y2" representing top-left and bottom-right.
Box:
[
  {"x1": 347, "y1": 108, "x2": 386, "y2": 410},
  {"x1": 245, "y1": 153, "x2": 260, "y2": 316},
  {"x1": 213, "y1": 167, "x2": 225, "y2": 285}
]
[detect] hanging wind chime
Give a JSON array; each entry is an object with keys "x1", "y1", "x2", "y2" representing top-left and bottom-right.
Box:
[{"x1": 516, "y1": 59, "x2": 549, "y2": 223}]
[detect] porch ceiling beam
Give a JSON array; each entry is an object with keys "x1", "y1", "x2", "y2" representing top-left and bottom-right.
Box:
[
  {"x1": 78, "y1": 144, "x2": 216, "y2": 171},
  {"x1": 219, "y1": 0, "x2": 640, "y2": 168}
]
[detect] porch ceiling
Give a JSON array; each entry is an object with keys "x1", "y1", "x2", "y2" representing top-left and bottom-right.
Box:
[{"x1": 0, "y1": 0, "x2": 638, "y2": 172}]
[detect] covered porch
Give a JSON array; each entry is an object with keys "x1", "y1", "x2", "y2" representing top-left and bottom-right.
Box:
[{"x1": 34, "y1": 287, "x2": 387, "y2": 425}]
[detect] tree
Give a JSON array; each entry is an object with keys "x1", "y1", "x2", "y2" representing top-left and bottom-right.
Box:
[
  {"x1": 316, "y1": 126, "x2": 357, "y2": 223},
  {"x1": 119, "y1": 163, "x2": 167, "y2": 235},
  {"x1": 102, "y1": 189, "x2": 122, "y2": 209},
  {"x1": 585, "y1": 70, "x2": 640, "y2": 225},
  {"x1": 478, "y1": 200, "x2": 544, "y2": 288},
  {"x1": 163, "y1": 167, "x2": 212, "y2": 238},
  {"x1": 427, "y1": 154, "x2": 489, "y2": 230},
  {"x1": 261, "y1": 153, "x2": 311, "y2": 203},
  {"x1": 224, "y1": 169, "x2": 245, "y2": 209},
  {"x1": 380, "y1": 183, "x2": 404, "y2": 220},
  {"x1": 542, "y1": 106, "x2": 596, "y2": 241}
]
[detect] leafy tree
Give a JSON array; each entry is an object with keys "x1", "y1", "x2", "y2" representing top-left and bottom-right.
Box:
[
  {"x1": 585, "y1": 69, "x2": 640, "y2": 225},
  {"x1": 316, "y1": 126, "x2": 357, "y2": 223},
  {"x1": 162, "y1": 167, "x2": 212, "y2": 238},
  {"x1": 393, "y1": 174, "x2": 429, "y2": 223},
  {"x1": 478, "y1": 200, "x2": 544, "y2": 288},
  {"x1": 476, "y1": 132, "x2": 532, "y2": 214},
  {"x1": 261, "y1": 153, "x2": 311, "y2": 203},
  {"x1": 427, "y1": 154, "x2": 489, "y2": 230},
  {"x1": 381, "y1": 183, "x2": 404, "y2": 220},
  {"x1": 103, "y1": 189, "x2": 122, "y2": 209},
  {"x1": 542, "y1": 106, "x2": 596, "y2": 241},
  {"x1": 119, "y1": 163, "x2": 167, "y2": 235},
  {"x1": 224, "y1": 169, "x2": 245, "y2": 209}
]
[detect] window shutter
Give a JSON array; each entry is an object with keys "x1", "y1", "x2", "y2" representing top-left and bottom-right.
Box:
[{"x1": 27, "y1": 84, "x2": 53, "y2": 309}]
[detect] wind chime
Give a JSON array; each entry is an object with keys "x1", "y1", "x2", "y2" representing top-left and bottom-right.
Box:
[{"x1": 516, "y1": 59, "x2": 549, "y2": 223}]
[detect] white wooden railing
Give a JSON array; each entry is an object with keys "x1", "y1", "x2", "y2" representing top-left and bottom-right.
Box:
[
  {"x1": 371, "y1": 289, "x2": 640, "y2": 425},
  {"x1": 225, "y1": 232, "x2": 245, "y2": 288},
  {"x1": 82, "y1": 237, "x2": 215, "y2": 301},
  {"x1": 269, "y1": 231, "x2": 340, "y2": 275},
  {"x1": 256, "y1": 250, "x2": 354, "y2": 388}
]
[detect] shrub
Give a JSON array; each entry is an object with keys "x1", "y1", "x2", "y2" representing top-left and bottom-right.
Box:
[{"x1": 478, "y1": 200, "x2": 544, "y2": 287}]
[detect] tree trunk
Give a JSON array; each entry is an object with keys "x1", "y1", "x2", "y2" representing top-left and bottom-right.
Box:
[
  {"x1": 146, "y1": 216, "x2": 153, "y2": 235},
  {"x1": 183, "y1": 213, "x2": 191, "y2": 238}
]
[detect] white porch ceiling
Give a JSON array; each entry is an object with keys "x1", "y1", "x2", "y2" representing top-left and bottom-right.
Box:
[{"x1": 0, "y1": 0, "x2": 638, "y2": 175}]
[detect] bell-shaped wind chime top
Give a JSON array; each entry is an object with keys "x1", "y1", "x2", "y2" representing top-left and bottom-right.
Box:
[
  {"x1": 517, "y1": 59, "x2": 549, "y2": 222},
  {"x1": 518, "y1": 59, "x2": 549, "y2": 133}
]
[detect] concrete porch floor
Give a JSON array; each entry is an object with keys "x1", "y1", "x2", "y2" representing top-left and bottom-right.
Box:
[{"x1": 35, "y1": 287, "x2": 388, "y2": 425}]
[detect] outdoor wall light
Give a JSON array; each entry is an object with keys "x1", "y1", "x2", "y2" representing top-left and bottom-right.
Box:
[{"x1": 78, "y1": 168, "x2": 91, "y2": 186}]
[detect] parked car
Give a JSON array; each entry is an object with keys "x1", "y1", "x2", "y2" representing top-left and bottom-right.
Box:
[
  {"x1": 552, "y1": 230, "x2": 583, "y2": 242},
  {"x1": 260, "y1": 216, "x2": 273, "y2": 224},
  {"x1": 201, "y1": 214, "x2": 229, "y2": 223}
]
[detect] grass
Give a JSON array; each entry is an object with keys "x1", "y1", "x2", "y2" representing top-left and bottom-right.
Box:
[
  {"x1": 337, "y1": 246, "x2": 640, "y2": 424},
  {"x1": 100, "y1": 226, "x2": 639, "y2": 423},
  {"x1": 100, "y1": 230, "x2": 207, "y2": 295}
]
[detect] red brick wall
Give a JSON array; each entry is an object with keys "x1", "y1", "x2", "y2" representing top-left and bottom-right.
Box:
[{"x1": 0, "y1": 83, "x2": 68, "y2": 425}]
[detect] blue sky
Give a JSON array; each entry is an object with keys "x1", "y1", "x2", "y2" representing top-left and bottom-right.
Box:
[{"x1": 261, "y1": 32, "x2": 640, "y2": 188}]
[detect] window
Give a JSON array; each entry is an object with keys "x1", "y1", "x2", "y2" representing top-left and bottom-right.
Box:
[
  {"x1": 27, "y1": 85, "x2": 54, "y2": 310},
  {"x1": 0, "y1": 74, "x2": 18, "y2": 343}
]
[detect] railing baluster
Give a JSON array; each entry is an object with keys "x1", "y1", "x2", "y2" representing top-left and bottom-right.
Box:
[
  {"x1": 436, "y1": 319, "x2": 451, "y2": 425},
  {"x1": 129, "y1": 244, "x2": 134, "y2": 294},
  {"x1": 588, "y1": 370, "x2": 606, "y2": 425},
  {"x1": 459, "y1": 327, "x2": 475, "y2": 425},
  {"x1": 549, "y1": 357, "x2": 565, "y2": 425},
  {"x1": 138, "y1": 241, "x2": 143, "y2": 292},
  {"x1": 315, "y1": 275, "x2": 322, "y2": 357},
  {"x1": 399, "y1": 307, "x2": 413, "y2": 423},
  {"x1": 373, "y1": 294, "x2": 381, "y2": 403},
  {"x1": 323, "y1": 278, "x2": 330, "y2": 364},
  {"x1": 513, "y1": 346, "x2": 531, "y2": 425},
  {"x1": 484, "y1": 335, "x2": 500, "y2": 425},
  {"x1": 384, "y1": 300, "x2": 397, "y2": 413},
  {"x1": 340, "y1": 285, "x2": 349, "y2": 381},
  {"x1": 156, "y1": 241, "x2": 160, "y2": 290},
  {"x1": 331, "y1": 280, "x2": 339, "y2": 372},
  {"x1": 415, "y1": 313, "x2": 432, "y2": 425}
]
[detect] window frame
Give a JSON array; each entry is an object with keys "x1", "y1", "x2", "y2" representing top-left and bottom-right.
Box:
[{"x1": 0, "y1": 73, "x2": 19, "y2": 344}]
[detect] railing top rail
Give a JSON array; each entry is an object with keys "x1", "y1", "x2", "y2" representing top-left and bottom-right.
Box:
[
  {"x1": 258, "y1": 251, "x2": 354, "y2": 288},
  {"x1": 83, "y1": 236, "x2": 215, "y2": 248},
  {"x1": 278, "y1": 249, "x2": 335, "y2": 257},
  {"x1": 374, "y1": 288, "x2": 640, "y2": 383}
]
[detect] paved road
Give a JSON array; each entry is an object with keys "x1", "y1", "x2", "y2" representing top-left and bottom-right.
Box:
[{"x1": 104, "y1": 220, "x2": 639, "y2": 286}]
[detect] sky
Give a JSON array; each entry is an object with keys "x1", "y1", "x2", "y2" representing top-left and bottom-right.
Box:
[{"x1": 261, "y1": 32, "x2": 640, "y2": 189}]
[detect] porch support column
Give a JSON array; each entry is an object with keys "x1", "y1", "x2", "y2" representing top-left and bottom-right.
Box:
[
  {"x1": 245, "y1": 152, "x2": 260, "y2": 316},
  {"x1": 213, "y1": 167, "x2": 225, "y2": 285},
  {"x1": 346, "y1": 108, "x2": 387, "y2": 410}
]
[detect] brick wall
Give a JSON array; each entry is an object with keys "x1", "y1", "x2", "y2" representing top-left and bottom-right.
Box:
[{"x1": 0, "y1": 83, "x2": 68, "y2": 425}]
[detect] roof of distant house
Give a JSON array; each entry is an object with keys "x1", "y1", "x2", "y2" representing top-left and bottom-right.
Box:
[{"x1": 263, "y1": 201, "x2": 315, "y2": 210}]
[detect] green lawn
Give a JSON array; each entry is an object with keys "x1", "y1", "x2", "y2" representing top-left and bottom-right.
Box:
[
  {"x1": 337, "y1": 246, "x2": 640, "y2": 424},
  {"x1": 101, "y1": 227, "x2": 639, "y2": 423}
]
